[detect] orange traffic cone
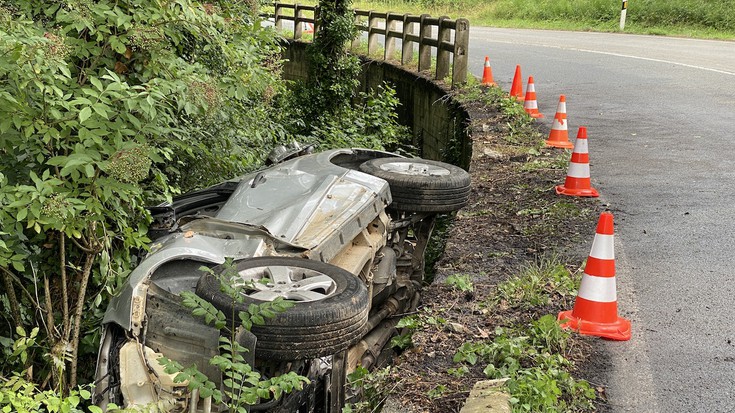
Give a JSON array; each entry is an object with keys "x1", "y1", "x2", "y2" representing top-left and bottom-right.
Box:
[
  {"x1": 523, "y1": 76, "x2": 543, "y2": 119},
  {"x1": 304, "y1": 22, "x2": 314, "y2": 34},
  {"x1": 558, "y1": 212, "x2": 631, "y2": 341},
  {"x1": 556, "y1": 126, "x2": 599, "y2": 197},
  {"x1": 544, "y1": 95, "x2": 573, "y2": 149},
  {"x1": 481, "y1": 56, "x2": 496, "y2": 86},
  {"x1": 510, "y1": 65, "x2": 524, "y2": 102}
]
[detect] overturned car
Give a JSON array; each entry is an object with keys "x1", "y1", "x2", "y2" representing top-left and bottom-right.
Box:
[{"x1": 94, "y1": 146, "x2": 470, "y2": 412}]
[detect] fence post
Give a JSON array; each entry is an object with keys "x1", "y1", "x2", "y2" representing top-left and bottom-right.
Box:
[
  {"x1": 384, "y1": 13, "x2": 397, "y2": 61},
  {"x1": 435, "y1": 16, "x2": 450, "y2": 80},
  {"x1": 452, "y1": 18, "x2": 469, "y2": 87},
  {"x1": 351, "y1": 13, "x2": 362, "y2": 50},
  {"x1": 368, "y1": 11, "x2": 379, "y2": 56},
  {"x1": 401, "y1": 16, "x2": 415, "y2": 66},
  {"x1": 314, "y1": 6, "x2": 320, "y2": 36},
  {"x1": 294, "y1": 4, "x2": 303, "y2": 39},
  {"x1": 418, "y1": 14, "x2": 431, "y2": 72},
  {"x1": 274, "y1": 2, "x2": 283, "y2": 30}
]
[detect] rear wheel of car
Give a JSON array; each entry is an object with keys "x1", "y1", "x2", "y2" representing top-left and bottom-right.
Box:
[
  {"x1": 195, "y1": 257, "x2": 369, "y2": 360},
  {"x1": 358, "y1": 157, "x2": 471, "y2": 213}
]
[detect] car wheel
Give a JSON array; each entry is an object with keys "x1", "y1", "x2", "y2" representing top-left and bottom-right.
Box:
[
  {"x1": 359, "y1": 157, "x2": 471, "y2": 212},
  {"x1": 195, "y1": 257, "x2": 369, "y2": 360}
]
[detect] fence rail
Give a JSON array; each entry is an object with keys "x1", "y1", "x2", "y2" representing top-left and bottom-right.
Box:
[{"x1": 266, "y1": 3, "x2": 469, "y2": 87}]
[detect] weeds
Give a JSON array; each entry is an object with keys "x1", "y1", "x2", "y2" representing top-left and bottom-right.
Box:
[
  {"x1": 452, "y1": 316, "x2": 595, "y2": 412},
  {"x1": 344, "y1": 366, "x2": 396, "y2": 413},
  {"x1": 454, "y1": 82, "x2": 543, "y2": 149},
  {"x1": 490, "y1": 255, "x2": 579, "y2": 311},
  {"x1": 427, "y1": 384, "x2": 448, "y2": 399},
  {"x1": 521, "y1": 200, "x2": 592, "y2": 240},
  {"x1": 445, "y1": 274, "x2": 475, "y2": 292},
  {"x1": 390, "y1": 310, "x2": 447, "y2": 350},
  {"x1": 520, "y1": 151, "x2": 570, "y2": 172}
]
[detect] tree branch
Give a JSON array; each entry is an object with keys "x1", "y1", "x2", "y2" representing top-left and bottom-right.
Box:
[
  {"x1": 3, "y1": 266, "x2": 40, "y2": 311},
  {"x1": 43, "y1": 274, "x2": 59, "y2": 390},
  {"x1": 69, "y1": 251, "x2": 95, "y2": 389},
  {"x1": 69, "y1": 222, "x2": 103, "y2": 389},
  {"x1": 70, "y1": 235, "x2": 94, "y2": 254},
  {"x1": 60, "y1": 232, "x2": 70, "y2": 335},
  {"x1": 0, "y1": 267, "x2": 20, "y2": 327}
]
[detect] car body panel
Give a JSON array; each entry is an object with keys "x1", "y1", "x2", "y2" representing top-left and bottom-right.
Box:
[{"x1": 101, "y1": 149, "x2": 391, "y2": 332}]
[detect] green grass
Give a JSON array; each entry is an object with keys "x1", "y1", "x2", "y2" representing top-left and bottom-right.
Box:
[
  {"x1": 286, "y1": 0, "x2": 735, "y2": 39},
  {"x1": 452, "y1": 317, "x2": 596, "y2": 412},
  {"x1": 489, "y1": 255, "x2": 580, "y2": 311}
]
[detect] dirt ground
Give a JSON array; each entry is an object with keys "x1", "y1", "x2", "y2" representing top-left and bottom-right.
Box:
[{"x1": 383, "y1": 96, "x2": 614, "y2": 412}]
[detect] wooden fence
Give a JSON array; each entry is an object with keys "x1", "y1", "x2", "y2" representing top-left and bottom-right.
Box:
[{"x1": 266, "y1": 3, "x2": 470, "y2": 88}]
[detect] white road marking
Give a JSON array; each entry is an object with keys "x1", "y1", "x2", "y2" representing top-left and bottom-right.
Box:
[{"x1": 480, "y1": 39, "x2": 735, "y2": 76}]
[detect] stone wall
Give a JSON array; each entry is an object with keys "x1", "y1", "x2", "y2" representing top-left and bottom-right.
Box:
[{"x1": 281, "y1": 41, "x2": 472, "y2": 169}]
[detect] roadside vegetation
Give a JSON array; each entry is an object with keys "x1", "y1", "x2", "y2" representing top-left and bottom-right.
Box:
[
  {"x1": 0, "y1": 0, "x2": 408, "y2": 411},
  {"x1": 292, "y1": 0, "x2": 735, "y2": 39},
  {"x1": 342, "y1": 80, "x2": 606, "y2": 412}
]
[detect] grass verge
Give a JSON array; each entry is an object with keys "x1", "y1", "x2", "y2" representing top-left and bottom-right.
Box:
[
  {"x1": 340, "y1": 80, "x2": 606, "y2": 412},
  {"x1": 285, "y1": 0, "x2": 735, "y2": 39}
]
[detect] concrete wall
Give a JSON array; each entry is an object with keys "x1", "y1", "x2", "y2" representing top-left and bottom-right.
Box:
[{"x1": 281, "y1": 41, "x2": 472, "y2": 169}]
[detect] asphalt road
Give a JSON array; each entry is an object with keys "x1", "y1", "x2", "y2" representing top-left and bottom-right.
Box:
[{"x1": 466, "y1": 28, "x2": 735, "y2": 412}]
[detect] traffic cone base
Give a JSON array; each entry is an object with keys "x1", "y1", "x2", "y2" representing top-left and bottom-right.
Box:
[
  {"x1": 545, "y1": 139, "x2": 574, "y2": 149},
  {"x1": 555, "y1": 184, "x2": 599, "y2": 197},
  {"x1": 558, "y1": 308, "x2": 631, "y2": 341}
]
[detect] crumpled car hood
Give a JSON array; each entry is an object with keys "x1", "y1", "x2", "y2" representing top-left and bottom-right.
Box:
[{"x1": 216, "y1": 149, "x2": 390, "y2": 250}]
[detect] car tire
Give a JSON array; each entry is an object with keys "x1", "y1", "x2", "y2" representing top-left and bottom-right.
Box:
[
  {"x1": 359, "y1": 157, "x2": 471, "y2": 212},
  {"x1": 195, "y1": 257, "x2": 369, "y2": 361}
]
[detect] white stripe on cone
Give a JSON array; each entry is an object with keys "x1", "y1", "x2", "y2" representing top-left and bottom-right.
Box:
[
  {"x1": 573, "y1": 139, "x2": 588, "y2": 153},
  {"x1": 577, "y1": 275, "x2": 618, "y2": 302},
  {"x1": 552, "y1": 102, "x2": 567, "y2": 127},
  {"x1": 589, "y1": 234, "x2": 615, "y2": 259},
  {"x1": 551, "y1": 118, "x2": 566, "y2": 130},
  {"x1": 567, "y1": 162, "x2": 590, "y2": 178}
]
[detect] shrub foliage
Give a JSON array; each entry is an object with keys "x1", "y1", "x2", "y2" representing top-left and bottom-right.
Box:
[
  {"x1": 0, "y1": 0, "x2": 286, "y2": 393},
  {"x1": 0, "y1": 0, "x2": 411, "y2": 406}
]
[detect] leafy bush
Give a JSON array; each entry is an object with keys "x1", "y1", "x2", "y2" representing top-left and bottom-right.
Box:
[
  {"x1": 300, "y1": 85, "x2": 409, "y2": 151},
  {"x1": 289, "y1": 0, "x2": 411, "y2": 152},
  {"x1": 0, "y1": 328, "x2": 100, "y2": 413},
  {"x1": 344, "y1": 366, "x2": 395, "y2": 413},
  {"x1": 0, "y1": 0, "x2": 414, "y2": 399},
  {"x1": 0, "y1": 0, "x2": 286, "y2": 392},
  {"x1": 0, "y1": 376, "x2": 100, "y2": 413}
]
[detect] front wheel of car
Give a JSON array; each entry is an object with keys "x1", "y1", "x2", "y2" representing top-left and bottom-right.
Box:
[
  {"x1": 359, "y1": 157, "x2": 471, "y2": 213},
  {"x1": 195, "y1": 256, "x2": 369, "y2": 361}
]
